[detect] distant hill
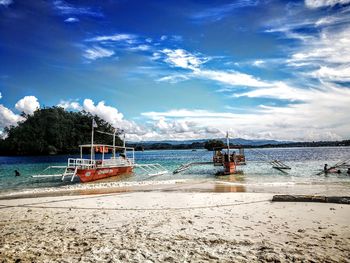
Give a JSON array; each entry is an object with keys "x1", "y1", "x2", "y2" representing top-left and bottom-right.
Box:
[
  {"x1": 132, "y1": 138, "x2": 290, "y2": 146},
  {"x1": 129, "y1": 138, "x2": 350, "y2": 150}
]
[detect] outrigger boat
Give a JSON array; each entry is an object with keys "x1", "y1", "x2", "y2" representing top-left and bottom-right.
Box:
[
  {"x1": 173, "y1": 132, "x2": 246, "y2": 175},
  {"x1": 172, "y1": 132, "x2": 293, "y2": 175},
  {"x1": 32, "y1": 120, "x2": 168, "y2": 182}
]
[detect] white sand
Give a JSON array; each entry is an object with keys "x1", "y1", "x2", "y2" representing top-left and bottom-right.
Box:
[{"x1": 1, "y1": 189, "x2": 350, "y2": 262}]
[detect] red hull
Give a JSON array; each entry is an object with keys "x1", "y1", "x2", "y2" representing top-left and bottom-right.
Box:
[
  {"x1": 223, "y1": 162, "x2": 236, "y2": 175},
  {"x1": 76, "y1": 166, "x2": 133, "y2": 183}
]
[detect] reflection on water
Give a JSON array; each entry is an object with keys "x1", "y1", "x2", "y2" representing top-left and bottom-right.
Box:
[
  {"x1": 214, "y1": 183, "x2": 246, "y2": 193},
  {"x1": 216, "y1": 171, "x2": 245, "y2": 182},
  {"x1": 214, "y1": 172, "x2": 246, "y2": 192}
]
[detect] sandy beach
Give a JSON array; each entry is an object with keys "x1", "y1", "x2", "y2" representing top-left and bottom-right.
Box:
[{"x1": 1, "y1": 180, "x2": 350, "y2": 262}]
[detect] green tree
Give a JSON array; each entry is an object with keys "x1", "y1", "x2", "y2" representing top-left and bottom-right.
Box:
[{"x1": 204, "y1": 139, "x2": 225, "y2": 151}]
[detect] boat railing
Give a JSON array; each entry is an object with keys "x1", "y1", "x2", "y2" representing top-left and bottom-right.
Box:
[
  {"x1": 68, "y1": 157, "x2": 134, "y2": 169},
  {"x1": 102, "y1": 157, "x2": 134, "y2": 167},
  {"x1": 68, "y1": 158, "x2": 96, "y2": 169}
]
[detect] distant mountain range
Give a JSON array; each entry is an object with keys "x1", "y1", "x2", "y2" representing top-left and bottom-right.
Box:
[
  {"x1": 132, "y1": 138, "x2": 291, "y2": 146},
  {"x1": 128, "y1": 138, "x2": 350, "y2": 150}
]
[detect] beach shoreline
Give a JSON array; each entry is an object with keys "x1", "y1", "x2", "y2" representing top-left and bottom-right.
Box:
[
  {"x1": 1, "y1": 181, "x2": 350, "y2": 262},
  {"x1": 1, "y1": 178, "x2": 350, "y2": 200}
]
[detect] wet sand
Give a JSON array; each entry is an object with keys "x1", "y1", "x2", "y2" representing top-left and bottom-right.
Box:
[{"x1": 1, "y1": 181, "x2": 350, "y2": 262}]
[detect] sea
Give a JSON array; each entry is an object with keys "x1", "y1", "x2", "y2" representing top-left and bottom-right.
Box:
[{"x1": 0, "y1": 147, "x2": 350, "y2": 195}]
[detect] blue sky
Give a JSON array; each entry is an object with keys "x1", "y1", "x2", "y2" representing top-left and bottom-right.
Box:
[{"x1": 0, "y1": 0, "x2": 350, "y2": 141}]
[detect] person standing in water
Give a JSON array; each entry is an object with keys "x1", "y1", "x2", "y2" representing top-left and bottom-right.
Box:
[
  {"x1": 14, "y1": 170, "x2": 21, "y2": 176},
  {"x1": 324, "y1": 164, "x2": 328, "y2": 173}
]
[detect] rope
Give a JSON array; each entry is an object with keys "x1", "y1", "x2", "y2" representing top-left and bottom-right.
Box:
[{"x1": 0, "y1": 199, "x2": 270, "y2": 211}]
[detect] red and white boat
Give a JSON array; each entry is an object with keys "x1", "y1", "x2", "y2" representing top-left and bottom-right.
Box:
[
  {"x1": 33, "y1": 121, "x2": 167, "y2": 182},
  {"x1": 64, "y1": 143, "x2": 135, "y2": 183}
]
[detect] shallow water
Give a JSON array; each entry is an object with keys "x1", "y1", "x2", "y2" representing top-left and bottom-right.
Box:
[{"x1": 0, "y1": 147, "x2": 350, "y2": 194}]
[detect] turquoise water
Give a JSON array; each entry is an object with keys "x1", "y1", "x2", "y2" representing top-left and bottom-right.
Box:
[{"x1": 0, "y1": 147, "x2": 350, "y2": 193}]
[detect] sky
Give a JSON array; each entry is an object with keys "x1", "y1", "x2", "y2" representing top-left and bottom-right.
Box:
[{"x1": 0, "y1": 0, "x2": 350, "y2": 142}]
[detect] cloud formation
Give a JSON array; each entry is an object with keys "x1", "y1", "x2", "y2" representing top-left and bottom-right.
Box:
[
  {"x1": 0, "y1": 95, "x2": 40, "y2": 131},
  {"x1": 53, "y1": 0, "x2": 103, "y2": 18},
  {"x1": 161, "y1": 49, "x2": 208, "y2": 70},
  {"x1": 305, "y1": 0, "x2": 350, "y2": 8},
  {"x1": 15, "y1": 96, "x2": 40, "y2": 115},
  {"x1": 57, "y1": 99, "x2": 147, "y2": 140},
  {"x1": 83, "y1": 46, "x2": 115, "y2": 60},
  {"x1": 58, "y1": 100, "x2": 82, "y2": 111},
  {"x1": 192, "y1": 0, "x2": 259, "y2": 22},
  {"x1": 64, "y1": 17, "x2": 79, "y2": 23},
  {"x1": 0, "y1": 105, "x2": 23, "y2": 130},
  {"x1": 86, "y1": 34, "x2": 135, "y2": 42},
  {"x1": 0, "y1": 0, "x2": 12, "y2": 6},
  {"x1": 157, "y1": 48, "x2": 270, "y2": 88},
  {"x1": 141, "y1": 82, "x2": 350, "y2": 141}
]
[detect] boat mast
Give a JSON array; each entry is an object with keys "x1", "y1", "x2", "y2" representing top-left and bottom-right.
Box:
[
  {"x1": 113, "y1": 128, "x2": 116, "y2": 158},
  {"x1": 122, "y1": 130, "x2": 126, "y2": 154},
  {"x1": 226, "y1": 131, "x2": 230, "y2": 156},
  {"x1": 91, "y1": 118, "x2": 97, "y2": 162}
]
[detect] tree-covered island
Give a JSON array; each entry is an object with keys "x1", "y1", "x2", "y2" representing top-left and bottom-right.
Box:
[{"x1": 0, "y1": 107, "x2": 122, "y2": 155}]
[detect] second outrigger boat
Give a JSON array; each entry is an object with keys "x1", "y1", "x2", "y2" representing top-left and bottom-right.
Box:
[
  {"x1": 33, "y1": 120, "x2": 168, "y2": 182},
  {"x1": 173, "y1": 133, "x2": 246, "y2": 175}
]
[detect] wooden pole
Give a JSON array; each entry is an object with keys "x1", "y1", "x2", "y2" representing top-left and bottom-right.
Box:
[{"x1": 91, "y1": 119, "x2": 94, "y2": 162}]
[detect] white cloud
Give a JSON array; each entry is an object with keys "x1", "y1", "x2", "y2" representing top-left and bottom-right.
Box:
[
  {"x1": 309, "y1": 66, "x2": 350, "y2": 82},
  {"x1": 305, "y1": 0, "x2": 350, "y2": 8},
  {"x1": 159, "y1": 35, "x2": 183, "y2": 42},
  {"x1": 53, "y1": 0, "x2": 103, "y2": 17},
  {"x1": 289, "y1": 27, "x2": 350, "y2": 65},
  {"x1": 253, "y1": 60, "x2": 265, "y2": 67},
  {"x1": 80, "y1": 99, "x2": 147, "y2": 139},
  {"x1": 1, "y1": 95, "x2": 40, "y2": 132},
  {"x1": 142, "y1": 109, "x2": 237, "y2": 119},
  {"x1": 161, "y1": 49, "x2": 209, "y2": 70},
  {"x1": 234, "y1": 81, "x2": 314, "y2": 101},
  {"x1": 0, "y1": 92, "x2": 2, "y2": 99},
  {"x1": 0, "y1": 105, "x2": 23, "y2": 130},
  {"x1": 83, "y1": 46, "x2": 114, "y2": 60},
  {"x1": 158, "y1": 48, "x2": 270, "y2": 87},
  {"x1": 56, "y1": 98, "x2": 148, "y2": 140},
  {"x1": 0, "y1": 0, "x2": 12, "y2": 6},
  {"x1": 265, "y1": 4, "x2": 350, "y2": 85},
  {"x1": 191, "y1": 0, "x2": 259, "y2": 22},
  {"x1": 15, "y1": 96, "x2": 40, "y2": 115},
  {"x1": 127, "y1": 45, "x2": 151, "y2": 51},
  {"x1": 83, "y1": 99, "x2": 124, "y2": 125},
  {"x1": 86, "y1": 34, "x2": 135, "y2": 42},
  {"x1": 156, "y1": 75, "x2": 190, "y2": 83},
  {"x1": 144, "y1": 116, "x2": 224, "y2": 140},
  {"x1": 151, "y1": 52, "x2": 161, "y2": 60},
  {"x1": 57, "y1": 100, "x2": 82, "y2": 111},
  {"x1": 285, "y1": 17, "x2": 350, "y2": 85},
  {"x1": 64, "y1": 17, "x2": 79, "y2": 23},
  {"x1": 193, "y1": 69, "x2": 270, "y2": 87}
]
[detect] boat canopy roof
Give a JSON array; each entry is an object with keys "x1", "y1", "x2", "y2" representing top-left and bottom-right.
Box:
[{"x1": 79, "y1": 144, "x2": 134, "y2": 151}]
